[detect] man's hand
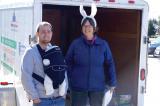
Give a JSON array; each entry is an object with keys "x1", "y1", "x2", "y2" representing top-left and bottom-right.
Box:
[
  {"x1": 33, "y1": 98, "x2": 41, "y2": 104},
  {"x1": 110, "y1": 87, "x2": 115, "y2": 93}
]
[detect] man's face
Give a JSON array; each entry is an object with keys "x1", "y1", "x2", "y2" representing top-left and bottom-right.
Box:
[{"x1": 37, "y1": 25, "x2": 52, "y2": 44}]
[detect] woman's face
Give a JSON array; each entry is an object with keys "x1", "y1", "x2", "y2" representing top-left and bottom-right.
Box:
[{"x1": 82, "y1": 20, "x2": 94, "y2": 39}]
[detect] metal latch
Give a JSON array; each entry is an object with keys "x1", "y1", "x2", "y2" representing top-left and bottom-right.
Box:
[
  {"x1": 29, "y1": 35, "x2": 31, "y2": 45},
  {"x1": 141, "y1": 86, "x2": 146, "y2": 93},
  {"x1": 143, "y1": 36, "x2": 150, "y2": 44},
  {"x1": 0, "y1": 82, "x2": 13, "y2": 86}
]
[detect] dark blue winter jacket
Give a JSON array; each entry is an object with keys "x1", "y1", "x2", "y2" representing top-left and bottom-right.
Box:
[{"x1": 65, "y1": 35, "x2": 117, "y2": 92}]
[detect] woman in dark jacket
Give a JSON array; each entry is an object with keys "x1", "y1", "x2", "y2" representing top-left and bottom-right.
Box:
[{"x1": 65, "y1": 4, "x2": 117, "y2": 106}]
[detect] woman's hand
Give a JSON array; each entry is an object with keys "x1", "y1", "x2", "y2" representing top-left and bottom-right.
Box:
[{"x1": 33, "y1": 98, "x2": 41, "y2": 104}]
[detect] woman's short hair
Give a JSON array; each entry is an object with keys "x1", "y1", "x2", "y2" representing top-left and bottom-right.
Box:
[{"x1": 81, "y1": 17, "x2": 98, "y2": 32}]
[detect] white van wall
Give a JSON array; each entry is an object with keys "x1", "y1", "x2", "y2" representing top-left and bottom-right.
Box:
[
  {"x1": 0, "y1": 7, "x2": 33, "y2": 106},
  {"x1": 0, "y1": 10, "x2": 2, "y2": 75}
]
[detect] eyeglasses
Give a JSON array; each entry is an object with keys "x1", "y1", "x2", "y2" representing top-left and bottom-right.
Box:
[{"x1": 82, "y1": 25, "x2": 93, "y2": 28}]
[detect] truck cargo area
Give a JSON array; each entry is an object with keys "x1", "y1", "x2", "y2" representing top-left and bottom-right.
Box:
[{"x1": 42, "y1": 4, "x2": 142, "y2": 105}]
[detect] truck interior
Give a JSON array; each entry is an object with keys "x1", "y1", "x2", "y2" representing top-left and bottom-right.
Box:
[{"x1": 42, "y1": 4, "x2": 142, "y2": 105}]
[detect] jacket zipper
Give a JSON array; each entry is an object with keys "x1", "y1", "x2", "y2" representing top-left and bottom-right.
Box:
[{"x1": 87, "y1": 45, "x2": 91, "y2": 90}]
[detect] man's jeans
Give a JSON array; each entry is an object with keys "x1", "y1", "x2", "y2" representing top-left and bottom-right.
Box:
[
  {"x1": 71, "y1": 90, "x2": 104, "y2": 106},
  {"x1": 33, "y1": 97, "x2": 65, "y2": 106}
]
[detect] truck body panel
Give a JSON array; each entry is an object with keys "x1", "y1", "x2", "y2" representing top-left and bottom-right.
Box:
[{"x1": 0, "y1": 0, "x2": 149, "y2": 106}]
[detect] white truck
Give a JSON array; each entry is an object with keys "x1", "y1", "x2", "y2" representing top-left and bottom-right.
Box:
[{"x1": 0, "y1": 0, "x2": 149, "y2": 106}]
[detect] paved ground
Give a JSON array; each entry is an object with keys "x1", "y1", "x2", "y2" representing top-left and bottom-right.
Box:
[{"x1": 144, "y1": 56, "x2": 160, "y2": 106}]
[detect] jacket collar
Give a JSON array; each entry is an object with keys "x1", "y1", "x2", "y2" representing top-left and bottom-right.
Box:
[{"x1": 81, "y1": 34, "x2": 102, "y2": 45}]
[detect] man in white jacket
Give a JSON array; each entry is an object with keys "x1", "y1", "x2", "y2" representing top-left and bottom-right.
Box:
[{"x1": 21, "y1": 21, "x2": 67, "y2": 106}]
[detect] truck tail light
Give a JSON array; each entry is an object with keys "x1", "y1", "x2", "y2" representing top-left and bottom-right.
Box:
[
  {"x1": 128, "y1": 0, "x2": 135, "y2": 4},
  {"x1": 109, "y1": 0, "x2": 115, "y2": 2},
  {"x1": 140, "y1": 69, "x2": 145, "y2": 81}
]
